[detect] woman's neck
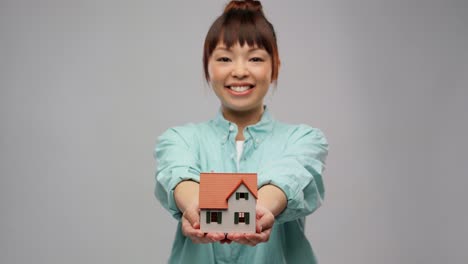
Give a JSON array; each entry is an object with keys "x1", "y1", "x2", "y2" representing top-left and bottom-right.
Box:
[{"x1": 222, "y1": 106, "x2": 264, "y2": 140}]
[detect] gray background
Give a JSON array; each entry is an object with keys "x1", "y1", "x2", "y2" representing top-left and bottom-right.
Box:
[{"x1": 1, "y1": 0, "x2": 467, "y2": 263}]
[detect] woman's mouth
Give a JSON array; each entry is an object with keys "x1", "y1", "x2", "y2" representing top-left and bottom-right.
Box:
[
  {"x1": 225, "y1": 84, "x2": 255, "y2": 95},
  {"x1": 229, "y1": 85, "x2": 252, "y2": 92}
]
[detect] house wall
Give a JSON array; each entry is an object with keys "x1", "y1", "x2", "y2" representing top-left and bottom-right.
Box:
[{"x1": 200, "y1": 185, "x2": 256, "y2": 233}]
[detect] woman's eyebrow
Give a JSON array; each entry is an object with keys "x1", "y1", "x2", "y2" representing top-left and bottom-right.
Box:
[
  {"x1": 212, "y1": 46, "x2": 266, "y2": 53},
  {"x1": 248, "y1": 47, "x2": 263, "y2": 51},
  {"x1": 213, "y1": 46, "x2": 230, "y2": 51},
  {"x1": 248, "y1": 48, "x2": 268, "y2": 55}
]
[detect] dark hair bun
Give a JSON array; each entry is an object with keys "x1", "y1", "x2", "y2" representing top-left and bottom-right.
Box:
[{"x1": 224, "y1": 0, "x2": 263, "y2": 13}]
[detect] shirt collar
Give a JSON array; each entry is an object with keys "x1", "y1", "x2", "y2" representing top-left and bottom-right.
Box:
[{"x1": 214, "y1": 106, "x2": 274, "y2": 147}]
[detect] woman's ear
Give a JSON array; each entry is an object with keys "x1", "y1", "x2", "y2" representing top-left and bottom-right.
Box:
[{"x1": 204, "y1": 69, "x2": 211, "y2": 83}]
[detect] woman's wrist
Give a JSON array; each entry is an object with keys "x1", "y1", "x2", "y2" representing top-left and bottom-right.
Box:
[
  {"x1": 257, "y1": 184, "x2": 287, "y2": 217},
  {"x1": 174, "y1": 180, "x2": 200, "y2": 213}
]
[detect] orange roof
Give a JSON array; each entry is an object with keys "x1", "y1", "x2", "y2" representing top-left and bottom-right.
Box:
[{"x1": 199, "y1": 173, "x2": 257, "y2": 209}]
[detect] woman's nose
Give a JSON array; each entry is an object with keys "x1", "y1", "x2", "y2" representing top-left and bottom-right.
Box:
[{"x1": 231, "y1": 62, "x2": 249, "y2": 78}]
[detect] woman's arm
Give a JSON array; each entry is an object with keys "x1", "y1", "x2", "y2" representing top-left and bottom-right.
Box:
[
  {"x1": 229, "y1": 126, "x2": 328, "y2": 246},
  {"x1": 257, "y1": 125, "x2": 328, "y2": 224},
  {"x1": 174, "y1": 180, "x2": 199, "y2": 213},
  {"x1": 258, "y1": 184, "x2": 287, "y2": 216}
]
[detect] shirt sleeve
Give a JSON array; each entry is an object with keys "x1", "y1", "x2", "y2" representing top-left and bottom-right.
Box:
[
  {"x1": 154, "y1": 126, "x2": 201, "y2": 220},
  {"x1": 257, "y1": 125, "x2": 328, "y2": 224}
]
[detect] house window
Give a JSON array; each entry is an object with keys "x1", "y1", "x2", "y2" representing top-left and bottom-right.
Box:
[
  {"x1": 211, "y1": 213, "x2": 219, "y2": 223},
  {"x1": 206, "y1": 211, "x2": 222, "y2": 224},
  {"x1": 238, "y1": 212, "x2": 246, "y2": 223},
  {"x1": 235, "y1": 192, "x2": 249, "y2": 200},
  {"x1": 234, "y1": 212, "x2": 250, "y2": 224}
]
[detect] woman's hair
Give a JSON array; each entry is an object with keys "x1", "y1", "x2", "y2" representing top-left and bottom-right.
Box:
[{"x1": 203, "y1": 0, "x2": 280, "y2": 82}]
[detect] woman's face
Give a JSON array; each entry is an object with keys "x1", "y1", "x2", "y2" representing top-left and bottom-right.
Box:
[{"x1": 208, "y1": 42, "x2": 272, "y2": 115}]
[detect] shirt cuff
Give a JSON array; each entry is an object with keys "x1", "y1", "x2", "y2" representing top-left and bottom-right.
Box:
[
  {"x1": 257, "y1": 160, "x2": 322, "y2": 224},
  {"x1": 155, "y1": 166, "x2": 200, "y2": 220}
]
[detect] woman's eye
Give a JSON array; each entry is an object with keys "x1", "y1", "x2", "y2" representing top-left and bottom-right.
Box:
[
  {"x1": 250, "y1": 57, "x2": 264, "y2": 62},
  {"x1": 217, "y1": 57, "x2": 231, "y2": 62}
]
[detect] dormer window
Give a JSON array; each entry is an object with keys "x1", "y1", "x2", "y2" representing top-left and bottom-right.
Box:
[{"x1": 236, "y1": 192, "x2": 249, "y2": 200}]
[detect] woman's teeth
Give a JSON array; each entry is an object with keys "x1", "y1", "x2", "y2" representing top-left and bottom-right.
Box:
[{"x1": 230, "y1": 86, "x2": 250, "y2": 92}]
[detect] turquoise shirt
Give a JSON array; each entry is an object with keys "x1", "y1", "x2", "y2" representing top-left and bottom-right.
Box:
[{"x1": 154, "y1": 108, "x2": 328, "y2": 264}]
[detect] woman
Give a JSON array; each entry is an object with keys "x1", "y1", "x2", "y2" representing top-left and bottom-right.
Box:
[{"x1": 155, "y1": 1, "x2": 328, "y2": 263}]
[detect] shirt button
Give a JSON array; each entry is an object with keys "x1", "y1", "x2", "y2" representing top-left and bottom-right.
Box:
[
  {"x1": 255, "y1": 139, "x2": 260, "y2": 144},
  {"x1": 229, "y1": 125, "x2": 235, "y2": 131}
]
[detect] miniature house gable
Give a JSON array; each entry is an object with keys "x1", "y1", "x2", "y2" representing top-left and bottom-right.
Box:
[{"x1": 199, "y1": 173, "x2": 257, "y2": 233}]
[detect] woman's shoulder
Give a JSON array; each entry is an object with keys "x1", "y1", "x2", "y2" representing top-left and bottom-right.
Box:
[
  {"x1": 158, "y1": 120, "x2": 216, "y2": 141},
  {"x1": 273, "y1": 120, "x2": 327, "y2": 142}
]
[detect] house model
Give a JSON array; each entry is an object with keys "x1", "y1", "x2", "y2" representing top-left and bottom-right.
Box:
[{"x1": 199, "y1": 172, "x2": 257, "y2": 233}]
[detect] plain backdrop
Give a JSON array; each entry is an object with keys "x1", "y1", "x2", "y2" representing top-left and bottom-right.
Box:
[{"x1": 1, "y1": 0, "x2": 467, "y2": 263}]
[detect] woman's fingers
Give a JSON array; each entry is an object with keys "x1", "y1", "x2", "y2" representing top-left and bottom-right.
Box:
[
  {"x1": 227, "y1": 205, "x2": 275, "y2": 246},
  {"x1": 181, "y1": 206, "x2": 279, "y2": 245}
]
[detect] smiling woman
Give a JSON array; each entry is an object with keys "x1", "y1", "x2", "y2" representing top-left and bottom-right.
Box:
[
  {"x1": 154, "y1": 1, "x2": 329, "y2": 263},
  {"x1": 208, "y1": 43, "x2": 272, "y2": 135}
]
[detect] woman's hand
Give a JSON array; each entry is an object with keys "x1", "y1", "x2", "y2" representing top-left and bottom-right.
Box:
[
  {"x1": 175, "y1": 181, "x2": 227, "y2": 244},
  {"x1": 227, "y1": 205, "x2": 275, "y2": 246},
  {"x1": 181, "y1": 204, "x2": 226, "y2": 244},
  {"x1": 227, "y1": 184, "x2": 286, "y2": 246}
]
